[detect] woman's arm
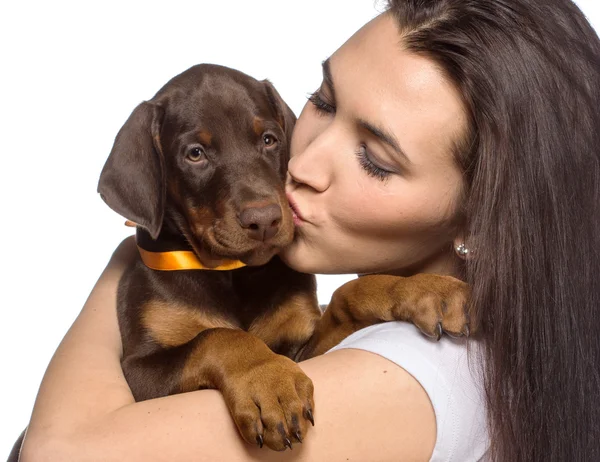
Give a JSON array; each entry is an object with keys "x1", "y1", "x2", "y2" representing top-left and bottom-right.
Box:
[{"x1": 21, "y1": 237, "x2": 436, "y2": 462}]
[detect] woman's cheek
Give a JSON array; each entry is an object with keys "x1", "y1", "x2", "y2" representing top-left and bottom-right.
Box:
[{"x1": 331, "y1": 183, "x2": 453, "y2": 241}]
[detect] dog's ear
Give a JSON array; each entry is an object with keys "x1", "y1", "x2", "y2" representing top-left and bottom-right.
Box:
[
  {"x1": 98, "y1": 101, "x2": 166, "y2": 239},
  {"x1": 262, "y1": 80, "x2": 296, "y2": 149}
]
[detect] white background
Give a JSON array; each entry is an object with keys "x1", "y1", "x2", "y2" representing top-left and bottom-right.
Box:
[{"x1": 1, "y1": 0, "x2": 598, "y2": 456}]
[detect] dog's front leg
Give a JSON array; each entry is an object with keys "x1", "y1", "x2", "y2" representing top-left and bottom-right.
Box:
[
  {"x1": 124, "y1": 328, "x2": 314, "y2": 451},
  {"x1": 298, "y1": 273, "x2": 473, "y2": 360}
]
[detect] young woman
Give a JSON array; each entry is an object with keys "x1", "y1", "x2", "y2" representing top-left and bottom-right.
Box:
[{"x1": 19, "y1": 0, "x2": 600, "y2": 460}]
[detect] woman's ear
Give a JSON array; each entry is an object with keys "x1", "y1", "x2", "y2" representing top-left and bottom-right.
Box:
[{"x1": 97, "y1": 101, "x2": 166, "y2": 239}]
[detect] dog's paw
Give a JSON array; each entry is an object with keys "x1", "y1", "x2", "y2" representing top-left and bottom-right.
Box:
[
  {"x1": 223, "y1": 354, "x2": 314, "y2": 451},
  {"x1": 330, "y1": 273, "x2": 473, "y2": 341},
  {"x1": 394, "y1": 273, "x2": 473, "y2": 340}
]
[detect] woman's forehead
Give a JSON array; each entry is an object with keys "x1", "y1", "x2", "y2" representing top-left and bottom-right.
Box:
[{"x1": 329, "y1": 13, "x2": 467, "y2": 167}]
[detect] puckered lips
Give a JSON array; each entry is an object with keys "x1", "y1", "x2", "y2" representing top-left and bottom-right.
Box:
[{"x1": 286, "y1": 192, "x2": 306, "y2": 227}]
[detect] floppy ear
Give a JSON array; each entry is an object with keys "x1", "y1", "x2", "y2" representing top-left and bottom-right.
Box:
[
  {"x1": 262, "y1": 80, "x2": 297, "y2": 150},
  {"x1": 98, "y1": 101, "x2": 166, "y2": 239}
]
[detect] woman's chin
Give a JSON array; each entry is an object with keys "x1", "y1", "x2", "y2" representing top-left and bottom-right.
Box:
[
  {"x1": 280, "y1": 246, "x2": 352, "y2": 275},
  {"x1": 279, "y1": 245, "x2": 302, "y2": 270},
  {"x1": 279, "y1": 243, "x2": 318, "y2": 274}
]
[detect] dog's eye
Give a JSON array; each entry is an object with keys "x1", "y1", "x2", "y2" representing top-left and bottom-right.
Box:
[
  {"x1": 263, "y1": 134, "x2": 277, "y2": 147},
  {"x1": 187, "y1": 147, "x2": 207, "y2": 163}
]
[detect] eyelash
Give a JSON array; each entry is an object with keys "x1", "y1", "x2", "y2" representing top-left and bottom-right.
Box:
[
  {"x1": 308, "y1": 91, "x2": 392, "y2": 182},
  {"x1": 308, "y1": 90, "x2": 336, "y2": 114},
  {"x1": 356, "y1": 145, "x2": 392, "y2": 181}
]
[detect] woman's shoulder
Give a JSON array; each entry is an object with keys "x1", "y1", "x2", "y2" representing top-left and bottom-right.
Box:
[{"x1": 328, "y1": 322, "x2": 490, "y2": 462}]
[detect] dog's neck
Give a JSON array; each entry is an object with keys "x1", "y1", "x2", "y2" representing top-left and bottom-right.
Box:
[
  {"x1": 136, "y1": 225, "x2": 191, "y2": 253},
  {"x1": 135, "y1": 227, "x2": 246, "y2": 271}
]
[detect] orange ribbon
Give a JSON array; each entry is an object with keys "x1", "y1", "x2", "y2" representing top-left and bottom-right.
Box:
[
  {"x1": 128, "y1": 220, "x2": 245, "y2": 271},
  {"x1": 137, "y1": 246, "x2": 246, "y2": 271}
]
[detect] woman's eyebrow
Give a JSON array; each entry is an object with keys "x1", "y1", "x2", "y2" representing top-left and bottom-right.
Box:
[{"x1": 322, "y1": 59, "x2": 336, "y2": 101}]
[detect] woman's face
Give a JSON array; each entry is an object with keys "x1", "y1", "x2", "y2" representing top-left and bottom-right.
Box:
[{"x1": 281, "y1": 13, "x2": 468, "y2": 276}]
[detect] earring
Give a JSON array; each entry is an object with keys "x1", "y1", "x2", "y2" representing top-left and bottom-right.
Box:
[{"x1": 455, "y1": 243, "x2": 470, "y2": 258}]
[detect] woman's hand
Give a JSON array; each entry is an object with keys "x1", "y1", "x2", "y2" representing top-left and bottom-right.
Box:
[{"x1": 21, "y1": 237, "x2": 436, "y2": 461}]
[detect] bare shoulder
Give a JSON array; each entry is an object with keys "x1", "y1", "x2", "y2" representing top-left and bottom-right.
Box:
[{"x1": 296, "y1": 348, "x2": 435, "y2": 460}]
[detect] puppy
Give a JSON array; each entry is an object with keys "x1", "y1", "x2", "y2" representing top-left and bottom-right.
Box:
[{"x1": 98, "y1": 63, "x2": 472, "y2": 451}]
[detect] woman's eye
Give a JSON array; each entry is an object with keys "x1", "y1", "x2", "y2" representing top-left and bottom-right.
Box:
[
  {"x1": 187, "y1": 147, "x2": 207, "y2": 163},
  {"x1": 355, "y1": 145, "x2": 393, "y2": 182},
  {"x1": 263, "y1": 134, "x2": 277, "y2": 147},
  {"x1": 308, "y1": 90, "x2": 336, "y2": 115}
]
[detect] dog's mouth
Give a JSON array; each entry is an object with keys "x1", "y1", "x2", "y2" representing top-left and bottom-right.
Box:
[
  {"x1": 209, "y1": 224, "x2": 292, "y2": 266},
  {"x1": 177, "y1": 195, "x2": 295, "y2": 267},
  {"x1": 184, "y1": 220, "x2": 293, "y2": 267}
]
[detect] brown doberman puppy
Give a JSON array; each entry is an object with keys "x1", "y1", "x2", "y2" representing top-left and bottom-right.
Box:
[{"x1": 101, "y1": 64, "x2": 470, "y2": 453}]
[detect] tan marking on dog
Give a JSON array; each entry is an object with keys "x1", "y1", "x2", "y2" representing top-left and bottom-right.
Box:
[
  {"x1": 302, "y1": 273, "x2": 472, "y2": 358},
  {"x1": 249, "y1": 292, "x2": 320, "y2": 348},
  {"x1": 274, "y1": 190, "x2": 295, "y2": 246},
  {"x1": 187, "y1": 205, "x2": 215, "y2": 236},
  {"x1": 253, "y1": 117, "x2": 265, "y2": 136},
  {"x1": 141, "y1": 300, "x2": 238, "y2": 348},
  {"x1": 181, "y1": 204, "x2": 238, "y2": 268},
  {"x1": 179, "y1": 329, "x2": 272, "y2": 394},
  {"x1": 198, "y1": 130, "x2": 213, "y2": 145}
]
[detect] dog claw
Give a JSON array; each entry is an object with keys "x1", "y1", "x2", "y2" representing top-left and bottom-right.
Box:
[
  {"x1": 256, "y1": 435, "x2": 264, "y2": 448},
  {"x1": 435, "y1": 322, "x2": 443, "y2": 341},
  {"x1": 306, "y1": 408, "x2": 315, "y2": 426},
  {"x1": 294, "y1": 431, "x2": 303, "y2": 443},
  {"x1": 463, "y1": 324, "x2": 470, "y2": 338},
  {"x1": 284, "y1": 437, "x2": 292, "y2": 450}
]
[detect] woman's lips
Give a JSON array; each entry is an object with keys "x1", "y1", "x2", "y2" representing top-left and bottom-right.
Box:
[{"x1": 286, "y1": 193, "x2": 306, "y2": 227}]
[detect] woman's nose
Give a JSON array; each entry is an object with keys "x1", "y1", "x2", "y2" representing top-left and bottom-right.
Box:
[{"x1": 287, "y1": 129, "x2": 336, "y2": 192}]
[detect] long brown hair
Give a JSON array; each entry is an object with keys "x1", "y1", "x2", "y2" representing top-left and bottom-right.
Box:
[{"x1": 385, "y1": 0, "x2": 600, "y2": 459}]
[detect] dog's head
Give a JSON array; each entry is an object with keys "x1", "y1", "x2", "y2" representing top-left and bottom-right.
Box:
[{"x1": 98, "y1": 64, "x2": 296, "y2": 266}]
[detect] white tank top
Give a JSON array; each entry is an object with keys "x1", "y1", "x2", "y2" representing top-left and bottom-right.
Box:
[{"x1": 328, "y1": 322, "x2": 490, "y2": 461}]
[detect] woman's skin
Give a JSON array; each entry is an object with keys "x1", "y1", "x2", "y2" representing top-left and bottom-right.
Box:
[
  {"x1": 284, "y1": 14, "x2": 467, "y2": 277},
  {"x1": 21, "y1": 12, "x2": 469, "y2": 462}
]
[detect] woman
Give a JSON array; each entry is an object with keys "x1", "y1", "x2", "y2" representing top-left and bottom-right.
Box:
[{"x1": 19, "y1": 0, "x2": 600, "y2": 460}]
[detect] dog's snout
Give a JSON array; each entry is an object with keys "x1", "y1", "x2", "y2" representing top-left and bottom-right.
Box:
[{"x1": 239, "y1": 204, "x2": 282, "y2": 241}]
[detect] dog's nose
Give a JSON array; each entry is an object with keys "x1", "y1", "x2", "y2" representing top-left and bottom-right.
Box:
[{"x1": 239, "y1": 204, "x2": 282, "y2": 241}]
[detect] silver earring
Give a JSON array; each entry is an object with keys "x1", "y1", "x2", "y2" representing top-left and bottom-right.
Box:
[{"x1": 455, "y1": 243, "x2": 470, "y2": 258}]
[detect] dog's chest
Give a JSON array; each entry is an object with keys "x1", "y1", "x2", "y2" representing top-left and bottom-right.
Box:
[{"x1": 126, "y1": 262, "x2": 289, "y2": 335}]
